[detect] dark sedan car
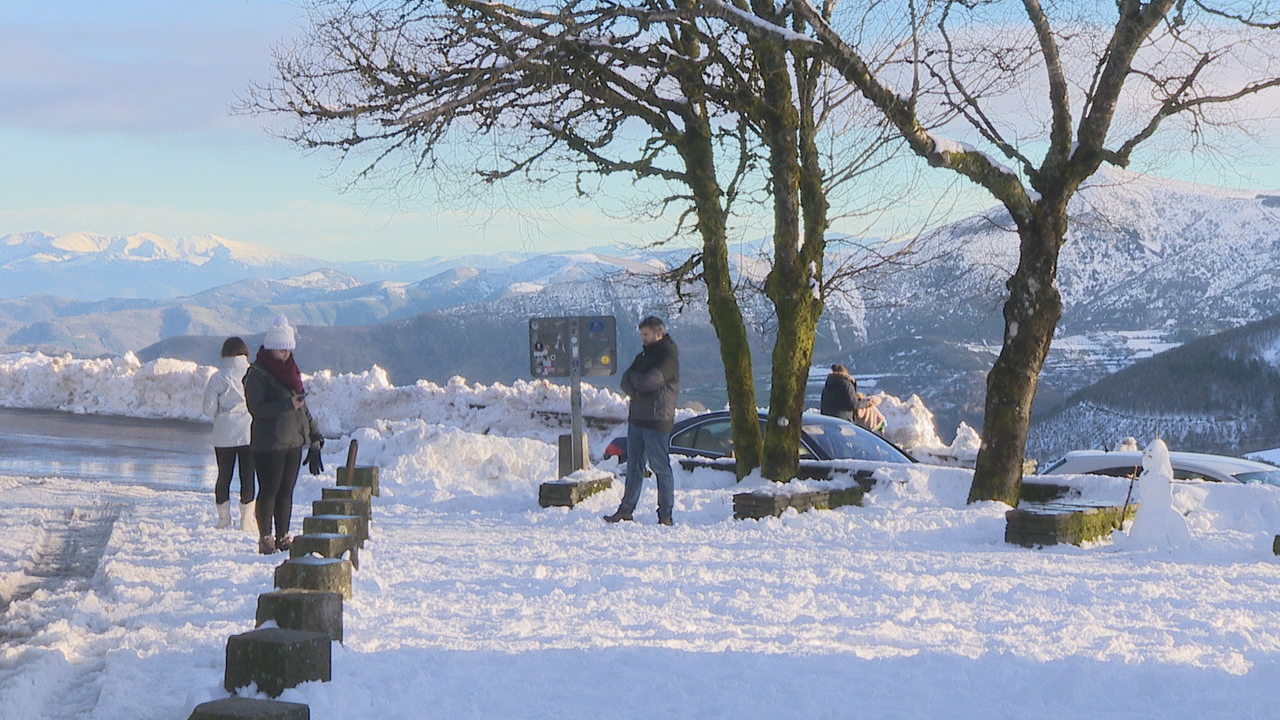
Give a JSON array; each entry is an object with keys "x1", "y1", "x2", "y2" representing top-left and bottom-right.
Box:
[{"x1": 603, "y1": 410, "x2": 914, "y2": 464}]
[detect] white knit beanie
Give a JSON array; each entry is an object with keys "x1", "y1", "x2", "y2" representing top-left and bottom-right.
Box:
[{"x1": 262, "y1": 314, "x2": 296, "y2": 350}]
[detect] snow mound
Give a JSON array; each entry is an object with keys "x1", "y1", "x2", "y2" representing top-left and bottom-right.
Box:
[{"x1": 347, "y1": 420, "x2": 558, "y2": 510}]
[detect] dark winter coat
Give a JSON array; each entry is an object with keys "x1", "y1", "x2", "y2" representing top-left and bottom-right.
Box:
[
  {"x1": 243, "y1": 363, "x2": 321, "y2": 452},
  {"x1": 820, "y1": 373, "x2": 859, "y2": 423},
  {"x1": 620, "y1": 335, "x2": 680, "y2": 433}
]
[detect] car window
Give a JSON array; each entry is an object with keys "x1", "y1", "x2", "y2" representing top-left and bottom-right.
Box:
[
  {"x1": 1087, "y1": 466, "x2": 1141, "y2": 479},
  {"x1": 672, "y1": 419, "x2": 734, "y2": 457},
  {"x1": 695, "y1": 420, "x2": 734, "y2": 456},
  {"x1": 670, "y1": 426, "x2": 699, "y2": 449},
  {"x1": 1173, "y1": 468, "x2": 1215, "y2": 482},
  {"x1": 749, "y1": 418, "x2": 816, "y2": 458},
  {"x1": 801, "y1": 420, "x2": 911, "y2": 462},
  {"x1": 1234, "y1": 470, "x2": 1280, "y2": 486}
]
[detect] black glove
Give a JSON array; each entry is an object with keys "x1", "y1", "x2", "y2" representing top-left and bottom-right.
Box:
[{"x1": 306, "y1": 442, "x2": 324, "y2": 475}]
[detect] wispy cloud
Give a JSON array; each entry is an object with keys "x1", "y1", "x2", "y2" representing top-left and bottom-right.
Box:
[{"x1": 0, "y1": 1, "x2": 298, "y2": 134}]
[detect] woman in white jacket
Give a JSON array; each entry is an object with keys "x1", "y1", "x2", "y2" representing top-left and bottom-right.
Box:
[{"x1": 202, "y1": 337, "x2": 257, "y2": 530}]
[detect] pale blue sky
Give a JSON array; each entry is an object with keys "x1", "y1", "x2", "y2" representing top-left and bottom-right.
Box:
[
  {"x1": 0, "y1": 0, "x2": 677, "y2": 260},
  {"x1": 3, "y1": 1, "x2": 1280, "y2": 262}
]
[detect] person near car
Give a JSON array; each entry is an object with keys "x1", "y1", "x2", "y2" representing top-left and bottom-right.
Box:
[
  {"x1": 820, "y1": 364, "x2": 887, "y2": 434},
  {"x1": 820, "y1": 364, "x2": 859, "y2": 422},
  {"x1": 605, "y1": 316, "x2": 680, "y2": 526},
  {"x1": 201, "y1": 336, "x2": 256, "y2": 532},
  {"x1": 244, "y1": 314, "x2": 324, "y2": 555}
]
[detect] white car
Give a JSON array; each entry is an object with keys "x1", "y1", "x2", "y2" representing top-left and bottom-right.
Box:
[{"x1": 1041, "y1": 450, "x2": 1280, "y2": 486}]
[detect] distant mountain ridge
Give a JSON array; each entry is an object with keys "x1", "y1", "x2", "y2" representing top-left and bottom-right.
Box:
[
  {"x1": 0, "y1": 231, "x2": 528, "y2": 300},
  {"x1": 1027, "y1": 313, "x2": 1280, "y2": 460},
  {"x1": 865, "y1": 166, "x2": 1280, "y2": 340},
  {"x1": 0, "y1": 249, "x2": 699, "y2": 357},
  {"x1": 9, "y1": 166, "x2": 1280, "y2": 435}
]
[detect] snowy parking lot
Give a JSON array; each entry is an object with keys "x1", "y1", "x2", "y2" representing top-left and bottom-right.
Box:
[{"x1": 2, "y1": 354, "x2": 1280, "y2": 718}]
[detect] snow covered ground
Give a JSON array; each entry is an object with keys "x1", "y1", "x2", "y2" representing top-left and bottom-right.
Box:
[{"x1": 3, "y1": 352, "x2": 1280, "y2": 718}]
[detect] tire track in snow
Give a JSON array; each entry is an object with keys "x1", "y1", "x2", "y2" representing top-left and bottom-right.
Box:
[{"x1": 0, "y1": 501, "x2": 128, "y2": 719}]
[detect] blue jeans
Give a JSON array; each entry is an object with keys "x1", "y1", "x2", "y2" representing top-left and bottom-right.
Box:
[{"x1": 621, "y1": 424, "x2": 675, "y2": 517}]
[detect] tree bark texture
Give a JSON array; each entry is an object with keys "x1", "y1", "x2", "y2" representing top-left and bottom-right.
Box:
[
  {"x1": 669, "y1": 5, "x2": 762, "y2": 478},
  {"x1": 678, "y1": 126, "x2": 762, "y2": 478},
  {"x1": 749, "y1": 3, "x2": 810, "y2": 482},
  {"x1": 968, "y1": 209, "x2": 1065, "y2": 506}
]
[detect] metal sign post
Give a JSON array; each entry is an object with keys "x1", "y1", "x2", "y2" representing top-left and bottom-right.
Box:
[
  {"x1": 569, "y1": 321, "x2": 584, "y2": 473},
  {"x1": 529, "y1": 316, "x2": 617, "y2": 477}
]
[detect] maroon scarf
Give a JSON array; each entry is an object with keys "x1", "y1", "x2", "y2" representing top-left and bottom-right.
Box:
[{"x1": 255, "y1": 346, "x2": 304, "y2": 394}]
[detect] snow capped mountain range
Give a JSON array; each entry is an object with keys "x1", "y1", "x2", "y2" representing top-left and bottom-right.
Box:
[
  {"x1": 6, "y1": 165, "x2": 1280, "y2": 440},
  {"x1": 0, "y1": 231, "x2": 526, "y2": 300},
  {"x1": 868, "y1": 166, "x2": 1280, "y2": 341}
]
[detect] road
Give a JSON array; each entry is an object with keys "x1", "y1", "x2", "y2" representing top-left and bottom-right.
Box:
[{"x1": 0, "y1": 407, "x2": 216, "y2": 490}]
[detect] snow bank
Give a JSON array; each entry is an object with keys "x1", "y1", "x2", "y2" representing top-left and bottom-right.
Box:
[
  {"x1": 874, "y1": 392, "x2": 978, "y2": 464},
  {"x1": 0, "y1": 352, "x2": 631, "y2": 447},
  {"x1": 342, "y1": 419, "x2": 559, "y2": 510},
  {"x1": 0, "y1": 352, "x2": 976, "y2": 460},
  {"x1": 0, "y1": 352, "x2": 213, "y2": 420},
  {"x1": 304, "y1": 366, "x2": 629, "y2": 443}
]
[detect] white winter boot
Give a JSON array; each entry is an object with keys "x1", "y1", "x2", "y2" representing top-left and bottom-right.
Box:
[
  {"x1": 240, "y1": 501, "x2": 257, "y2": 533},
  {"x1": 216, "y1": 502, "x2": 232, "y2": 529}
]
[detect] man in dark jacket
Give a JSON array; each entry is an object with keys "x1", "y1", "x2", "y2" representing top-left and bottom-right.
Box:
[
  {"x1": 820, "y1": 364, "x2": 858, "y2": 422},
  {"x1": 605, "y1": 316, "x2": 680, "y2": 526}
]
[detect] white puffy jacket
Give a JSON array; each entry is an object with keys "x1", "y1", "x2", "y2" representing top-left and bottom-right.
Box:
[{"x1": 202, "y1": 355, "x2": 252, "y2": 448}]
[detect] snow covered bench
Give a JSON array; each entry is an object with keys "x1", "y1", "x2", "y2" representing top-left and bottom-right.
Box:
[
  {"x1": 539, "y1": 471, "x2": 614, "y2": 508},
  {"x1": 732, "y1": 487, "x2": 866, "y2": 520},
  {"x1": 1005, "y1": 502, "x2": 1138, "y2": 547}
]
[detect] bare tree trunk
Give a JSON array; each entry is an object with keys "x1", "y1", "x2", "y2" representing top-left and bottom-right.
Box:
[
  {"x1": 746, "y1": 2, "x2": 809, "y2": 482},
  {"x1": 670, "y1": 8, "x2": 762, "y2": 479},
  {"x1": 680, "y1": 133, "x2": 762, "y2": 478},
  {"x1": 968, "y1": 208, "x2": 1065, "y2": 505}
]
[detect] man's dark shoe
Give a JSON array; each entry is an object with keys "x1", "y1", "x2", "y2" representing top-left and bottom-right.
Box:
[
  {"x1": 658, "y1": 515, "x2": 674, "y2": 527},
  {"x1": 603, "y1": 510, "x2": 634, "y2": 523}
]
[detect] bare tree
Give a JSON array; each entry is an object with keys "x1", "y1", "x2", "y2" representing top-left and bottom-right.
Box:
[
  {"x1": 244, "y1": 0, "x2": 773, "y2": 476},
  {"x1": 246, "y1": 0, "x2": 912, "y2": 481},
  {"x1": 708, "y1": 0, "x2": 1280, "y2": 503}
]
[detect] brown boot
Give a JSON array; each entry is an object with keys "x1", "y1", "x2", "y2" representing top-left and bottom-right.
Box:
[{"x1": 259, "y1": 536, "x2": 278, "y2": 555}]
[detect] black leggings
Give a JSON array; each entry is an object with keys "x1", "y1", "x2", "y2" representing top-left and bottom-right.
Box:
[
  {"x1": 213, "y1": 446, "x2": 256, "y2": 505},
  {"x1": 253, "y1": 448, "x2": 302, "y2": 539}
]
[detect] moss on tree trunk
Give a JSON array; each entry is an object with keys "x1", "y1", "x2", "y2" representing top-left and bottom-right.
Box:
[
  {"x1": 673, "y1": 42, "x2": 762, "y2": 479},
  {"x1": 969, "y1": 215, "x2": 1064, "y2": 506}
]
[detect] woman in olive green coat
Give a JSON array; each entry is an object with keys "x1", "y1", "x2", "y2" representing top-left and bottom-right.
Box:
[{"x1": 244, "y1": 315, "x2": 322, "y2": 555}]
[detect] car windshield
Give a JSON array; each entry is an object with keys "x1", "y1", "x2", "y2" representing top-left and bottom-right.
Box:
[
  {"x1": 800, "y1": 420, "x2": 911, "y2": 463},
  {"x1": 1233, "y1": 470, "x2": 1280, "y2": 486}
]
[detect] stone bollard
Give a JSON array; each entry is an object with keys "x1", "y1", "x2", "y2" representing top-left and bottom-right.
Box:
[
  {"x1": 290, "y1": 532, "x2": 360, "y2": 570},
  {"x1": 224, "y1": 628, "x2": 331, "y2": 698},
  {"x1": 188, "y1": 696, "x2": 310, "y2": 719},
  {"x1": 256, "y1": 589, "x2": 343, "y2": 643},
  {"x1": 322, "y1": 485, "x2": 373, "y2": 504},
  {"x1": 312, "y1": 498, "x2": 370, "y2": 538},
  {"x1": 335, "y1": 466, "x2": 379, "y2": 497},
  {"x1": 303, "y1": 514, "x2": 365, "y2": 547},
  {"x1": 274, "y1": 556, "x2": 353, "y2": 601}
]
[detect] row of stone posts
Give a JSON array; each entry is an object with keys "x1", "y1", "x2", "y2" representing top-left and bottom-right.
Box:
[{"x1": 188, "y1": 443, "x2": 380, "y2": 720}]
